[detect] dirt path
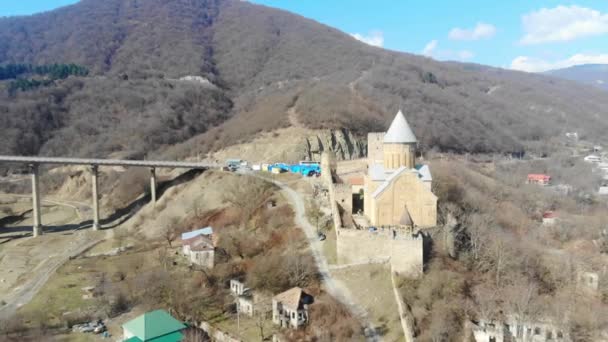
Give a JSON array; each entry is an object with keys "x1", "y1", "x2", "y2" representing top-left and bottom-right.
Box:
[
  {"x1": 0, "y1": 236, "x2": 101, "y2": 321},
  {"x1": 260, "y1": 175, "x2": 382, "y2": 341},
  {"x1": 287, "y1": 103, "x2": 303, "y2": 128},
  {"x1": 0, "y1": 194, "x2": 103, "y2": 321}
]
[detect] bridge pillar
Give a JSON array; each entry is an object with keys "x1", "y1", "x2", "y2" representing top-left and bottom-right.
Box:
[
  {"x1": 30, "y1": 164, "x2": 42, "y2": 237},
  {"x1": 91, "y1": 165, "x2": 100, "y2": 230},
  {"x1": 150, "y1": 167, "x2": 157, "y2": 204}
]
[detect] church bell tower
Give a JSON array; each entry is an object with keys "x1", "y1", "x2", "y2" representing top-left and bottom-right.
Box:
[{"x1": 383, "y1": 110, "x2": 417, "y2": 170}]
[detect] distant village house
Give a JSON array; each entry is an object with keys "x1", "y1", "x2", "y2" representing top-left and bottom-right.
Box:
[
  {"x1": 272, "y1": 287, "x2": 313, "y2": 329},
  {"x1": 542, "y1": 211, "x2": 558, "y2": 226},
  {"x1": 181, "y1": 227, "x2": 216, "y2": 269},
  {"x1": 527, "y1": 174, "x2": 551, "y2": 186},
  {"x1": 471, "y1": 316, "x2": 569, "y2": 342}
]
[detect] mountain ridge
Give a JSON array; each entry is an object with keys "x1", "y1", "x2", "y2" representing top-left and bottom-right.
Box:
[
  {"x1": 0, "y1": 0, "x2": 607, "y2": 161},
  {"x1": 545, "y1": 64, "x2": 608, "y2": 91}
]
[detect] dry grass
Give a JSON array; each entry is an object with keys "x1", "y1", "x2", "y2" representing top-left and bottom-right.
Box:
[
  {"x1": 321, "y1": 226, "x2": 337, "y2": 265},
  {"x1": 331, "y1": 264, "x2": 403, "y2": 342}
]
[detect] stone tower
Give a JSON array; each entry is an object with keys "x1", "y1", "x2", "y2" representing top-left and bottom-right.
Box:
[{"x1": 383, "y1": 110, "x2": 417, "y2": 170}]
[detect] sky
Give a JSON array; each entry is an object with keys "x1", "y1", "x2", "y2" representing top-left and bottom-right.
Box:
[{"x1": 2, "y1": 0, "x2": 608, "y2": 72}]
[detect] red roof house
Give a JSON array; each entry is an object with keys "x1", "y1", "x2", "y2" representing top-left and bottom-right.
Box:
[{"x1": 527, "y1": 174, "x2": 551, "y2": 185}]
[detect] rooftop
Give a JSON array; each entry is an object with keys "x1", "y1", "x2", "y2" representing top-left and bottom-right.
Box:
[
  {"x1": 383, "y1": 110, "x2": 417, "y2": 144},
  {"x1": 181, "y1": 227, "x2": 213, "y2": 240},
  {"x1": 122, "y1": 309, "x2": 186, "y2": 342},
  {"x1": 274, "y1": 287, "x2": 307, "y2": 311}
]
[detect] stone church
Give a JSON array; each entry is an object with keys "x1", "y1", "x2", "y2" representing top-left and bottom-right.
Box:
[{"x1": 363, "y1": 110, "x2": 437, "y2": 228}]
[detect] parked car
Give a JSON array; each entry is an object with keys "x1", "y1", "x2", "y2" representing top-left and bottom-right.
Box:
[{"x1": 317, "y1": 232, "x2": 326, "y2": 241}]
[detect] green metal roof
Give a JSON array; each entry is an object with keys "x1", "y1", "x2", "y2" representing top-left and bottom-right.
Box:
[
  {"x1": 122, "y1": 310, "x2": 186, "y2": 341},
  {"x1": 124, "y1": 332, "x2": 184, "y2": 342}
]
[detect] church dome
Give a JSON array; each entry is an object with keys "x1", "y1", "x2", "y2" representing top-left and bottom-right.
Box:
[{"x1": 383, "y1": 110, "x2": 417, "y2": 144}]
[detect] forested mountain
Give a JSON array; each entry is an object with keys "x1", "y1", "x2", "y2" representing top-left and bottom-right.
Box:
[
  {"x1": 1, "y1": 0, "x2": 608, "y2": 160},
  {"x1": 545, "y1": 64, "x2": 608, "y2": 91}
]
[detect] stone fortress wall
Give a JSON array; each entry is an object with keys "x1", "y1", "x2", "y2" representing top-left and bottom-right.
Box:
[
  {"x1": 367, "y1": 133, "x2": 385, "y2": 166},
  {"x1": 321, "y1": 152, "x2": 423, "y2": 277}
]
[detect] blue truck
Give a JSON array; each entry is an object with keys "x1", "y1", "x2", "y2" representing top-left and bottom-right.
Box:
[{"x1": 270, "y1": 161, "x2": 320, "y2": 177}]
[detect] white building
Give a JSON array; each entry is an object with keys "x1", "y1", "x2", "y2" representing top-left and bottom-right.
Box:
[
  {"x1": 181, "y1": 227, "x2": 215, "y2": 268},
  {"x1": 230, "y1": 279, "x2": 271, "y2": 317},
  {"x1": 584, "y1": 155, "x2": 601, "y2": 163},
  {"x1": 471, "y1": 316, "x2": 570, "y2": 342}
]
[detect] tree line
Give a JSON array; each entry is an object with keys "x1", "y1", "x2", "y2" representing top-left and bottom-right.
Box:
[{"x1": 0, "y1": 63, "x2": 89, "y2": 93}]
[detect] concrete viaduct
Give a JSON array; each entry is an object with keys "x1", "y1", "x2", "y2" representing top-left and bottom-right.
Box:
[{"x1": 0, "y1": 155, "x2": 216, "y2": 237}]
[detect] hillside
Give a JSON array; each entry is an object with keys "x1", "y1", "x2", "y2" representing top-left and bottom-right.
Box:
[
  {"x1": 1, "y1": 0, "x2": 608, "y2": 162},
  {"x1": 545, "y1": 64, "x2": 608, "y2": 91}
]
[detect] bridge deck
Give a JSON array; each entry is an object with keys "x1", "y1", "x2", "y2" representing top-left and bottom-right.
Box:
[{"x1": 0, "y1": 155, "x2": 215, "y2": 169}]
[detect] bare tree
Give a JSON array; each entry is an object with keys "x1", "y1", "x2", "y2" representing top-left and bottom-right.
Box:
[
  {"x1": 157, "y1": 247, "x2": 170, "y2": 270},
  {"x1": 163, "y1": 216, "x2": 179, "y2": 248},
  {"x1": 182, "y1": 328, "x2": 210, "y2": 342},
  {"x1": 222, "y1": 176, "x2": 274, "y2": 229},
  {"x1": 465, "y1": 213, "x2": 492, "y2": 261},
  {"x1": 472, "y1": 283, "x2": 500, "y2": 322},
  {"x1": 285, "y1": 249, "x2": 316, "y2": 288},
  {"x1": 502, "y1": 277, "x2": 540, "y2": 328},
  {"x1": 254, "y1": 301, "x2": 271, "y2": 342},
  {"x1": 307, "y1": 200, "x2": 323, "y2": 233}
]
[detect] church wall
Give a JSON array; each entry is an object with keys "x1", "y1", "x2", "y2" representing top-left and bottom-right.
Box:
[
  {"x1": 365, "y1": 177, "x2": 382, "y2": 224},
  {"x1": 375, "y1": 172, "x2": 437, "y2": 228},
  {"x1": 383, "y1": 143, "x2": 415, "y2": 170}
]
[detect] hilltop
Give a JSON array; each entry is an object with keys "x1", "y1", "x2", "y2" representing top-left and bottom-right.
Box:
[
  {"x1": 1, "y1": 0, "x2": 608, "y2": 162},
  {"x1": 545, "y1": 64, "x2": 608, "y2": 91}
]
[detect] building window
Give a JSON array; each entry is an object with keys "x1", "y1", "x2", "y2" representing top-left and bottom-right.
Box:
[
  {"x1": 547, "y1": 331, "x2": 553, "y2": 340},
  {"x1": 534, "y1": 327, "x2": 541, "y2": 335},
  {"x1": 557, "y1": 332, "x2": 563, "y2": 339},
  {"x1": 489, "y1": 337, "x2": 496, "y2": 342}
]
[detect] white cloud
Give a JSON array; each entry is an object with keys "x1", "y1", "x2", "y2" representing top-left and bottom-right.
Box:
[
  {"x1": 449, "y1": 22, "x2": 496, "y2": 40},
  {"x1": 458, "y1": 50, "x2": 475, "y2": 60},
  {"x1": 421, "y1": 40, "x2": 474, "y2": 61},
  {"x1": 520, "y1": 5, "x2": 608, "y2": 44},
  {"x1": 422, "y1": 40, "x2": 438, "y2": 56},
  {"x1": 511, "y1": 53, "x2": 608, "y2": 72},
  {"x1": 351, "y1": 30, "x2": 384, "y2": 47}
]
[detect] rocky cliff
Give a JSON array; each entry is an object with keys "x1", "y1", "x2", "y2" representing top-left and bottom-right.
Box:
[
  {"x1": 208, "y1": 127, "x2": 366, "y2": 164},
  {"x1": 304, "y1": 129, "x2": 366, "y2": 161}
]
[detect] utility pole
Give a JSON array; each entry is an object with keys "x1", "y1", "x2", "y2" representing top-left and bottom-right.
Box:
[
  {"x1": 237, "y1": 298, "x2": 240, "y2": 333},
  {"x1": 30, "y1": 163, "x2": 42, "y2": 237},
  {"x1": 91, "y1": 165, "x2": 100, "y2": 230}
]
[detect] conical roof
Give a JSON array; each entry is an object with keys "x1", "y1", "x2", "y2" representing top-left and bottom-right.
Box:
[{"x1": 383, "y1": 110, "x2": 417, "y2": 144}]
